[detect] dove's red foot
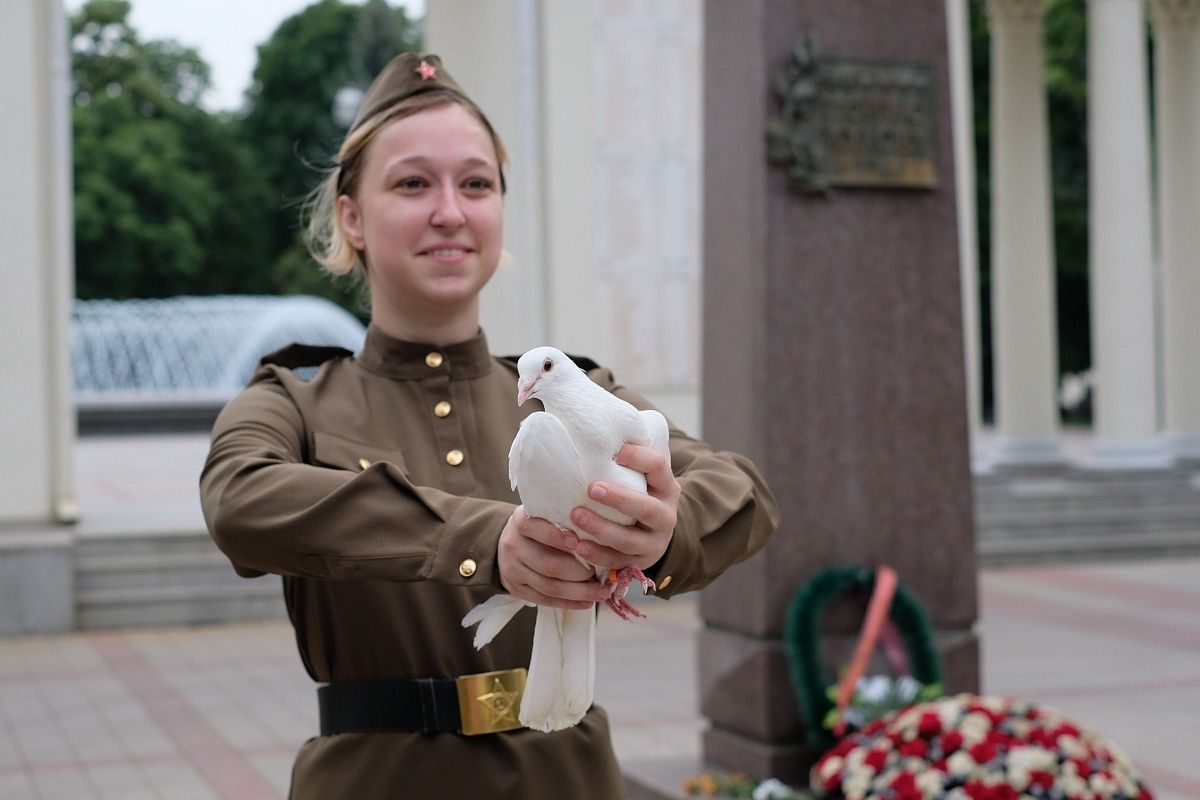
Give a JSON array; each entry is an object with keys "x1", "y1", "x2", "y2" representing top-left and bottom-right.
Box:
[{"x1": 602, "y1": 566, "x2": 656, "y2": 621}]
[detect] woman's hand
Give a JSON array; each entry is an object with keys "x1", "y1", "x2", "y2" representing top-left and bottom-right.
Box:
[
  {"x1": 568, "y1": 443, "x2": 680, "y2": 571},
  {"x1": 497, "y1": 505, "x2": 612, "y2": 609}
]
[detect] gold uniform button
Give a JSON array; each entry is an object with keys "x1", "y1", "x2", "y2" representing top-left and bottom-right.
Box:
[
  {"x1": 434, "y1": 401, "x2": 452, "y2": 418},
  {"x1": 658, "y1": 575, "x2": 672, "y2": 590},
  {"x1": 446, "y1": 449, "x2": 465, "y2": 466},
  {"x1": 358, "y1": 458, "x2": 371, "y2": 470},
  {"x1": 425, "y1": 351, "x2": 444, "y2": 368},
  {"x1": 459, "y1": 558, "x2": 477, "y2": 578}
]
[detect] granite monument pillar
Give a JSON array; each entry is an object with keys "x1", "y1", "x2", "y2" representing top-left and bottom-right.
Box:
[{"x1": 700, "y1": 0, "x2": 978, "y2": 782}]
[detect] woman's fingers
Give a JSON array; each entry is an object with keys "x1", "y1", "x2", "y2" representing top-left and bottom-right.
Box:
[
  {"x1": 497, "y1": 506, "x2": 608, "y2": 608},
  {"x1": 566, "y1": 444, "x2": 681, "y2": 570},
  {"x1": 616, "y1": 444, "x2": 680, "y2": 503}
]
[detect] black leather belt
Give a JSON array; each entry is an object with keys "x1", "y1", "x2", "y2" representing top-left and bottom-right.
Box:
[{"x1": 318, "y1": 668, "x2": 528, "y2": 736}]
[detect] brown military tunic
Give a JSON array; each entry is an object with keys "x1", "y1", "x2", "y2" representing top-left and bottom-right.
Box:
[{"x1": 200, "y1": 325, "x2": 778, "y2": 799}]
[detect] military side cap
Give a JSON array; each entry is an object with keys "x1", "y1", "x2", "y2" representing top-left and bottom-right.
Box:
[{"x1": 349, "y1": 53, "x2": 468, "y2": 134}]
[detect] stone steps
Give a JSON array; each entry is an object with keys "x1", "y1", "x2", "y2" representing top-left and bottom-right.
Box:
[
  {"x1": 973, "y1": 468, "x2": 1200, "y2": 566},
  {"x1": 74, "y1": 530, "x2": 285, "y2": 629}
]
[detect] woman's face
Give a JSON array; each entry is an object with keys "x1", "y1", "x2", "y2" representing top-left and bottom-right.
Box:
[{"x1": 338, "y1": 102, "x2": 504, "y2": 331}]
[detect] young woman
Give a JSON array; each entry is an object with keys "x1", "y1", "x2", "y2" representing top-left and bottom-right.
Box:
[{"x1": 200, "y1": 53, "x2": 778, "y2": 799}]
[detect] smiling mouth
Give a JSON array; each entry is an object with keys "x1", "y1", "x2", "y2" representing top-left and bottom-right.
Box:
[{"x1": 424, "y1": 247, "x2": 471, "y2": 257}]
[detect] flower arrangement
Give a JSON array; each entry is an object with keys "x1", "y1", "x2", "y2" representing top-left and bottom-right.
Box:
[{"x1": 810, "y1": 693, "x2": 1155, "y2": 800}]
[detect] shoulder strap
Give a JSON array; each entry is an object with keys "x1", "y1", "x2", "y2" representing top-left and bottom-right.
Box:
[{"x1": 259, "y1": 343, "x2": 353, "y2": 370}]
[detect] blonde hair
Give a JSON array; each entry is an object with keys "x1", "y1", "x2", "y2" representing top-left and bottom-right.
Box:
[{"x1": 303, "y1": 90, "x2": 509, "y2": 280}]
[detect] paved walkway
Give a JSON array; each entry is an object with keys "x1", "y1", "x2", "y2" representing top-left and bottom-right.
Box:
[{"x1": 1, "y1": 557, "x2": 1197, "y2": 799}]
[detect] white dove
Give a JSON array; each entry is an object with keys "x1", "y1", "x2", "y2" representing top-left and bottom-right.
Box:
[{"x1": 461, "y1": 346, "x2": 671, "y2": 732}]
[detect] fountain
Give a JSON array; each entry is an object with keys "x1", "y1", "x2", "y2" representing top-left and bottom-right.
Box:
[{"x1": 72, "y1": 295, "x2": 367, "y2": 433}]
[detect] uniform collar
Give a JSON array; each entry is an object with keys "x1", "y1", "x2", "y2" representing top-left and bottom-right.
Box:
[{"x1": 357, "y1": 324, "x2": 493, "y2": 380}]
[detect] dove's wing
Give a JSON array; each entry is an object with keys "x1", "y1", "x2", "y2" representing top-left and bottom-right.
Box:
[
  {"x1": 509, "y1": 411, "x2": 589, "y2": 529},
  {"x1": 639, "y1": 409, "x2": 672, "y2": 468}
]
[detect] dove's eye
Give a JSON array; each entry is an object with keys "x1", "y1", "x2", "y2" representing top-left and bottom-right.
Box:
[{"x1": 542, "y1": 358, "x2": 553, "y2": 373}]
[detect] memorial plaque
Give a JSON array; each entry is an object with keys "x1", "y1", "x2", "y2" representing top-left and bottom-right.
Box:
[{"x1": 767, "y1": 42, "x2": 939, "y2": 192}]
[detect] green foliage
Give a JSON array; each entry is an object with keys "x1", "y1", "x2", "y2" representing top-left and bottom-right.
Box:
[
  {"x1": 969, "y1": 0, "x2": 1092, "y2": 420},
  {"x1": 70, "y1": 0, "x2": 418, "y2": 313},
  {"x1": 71, "y1": 0, "x2": 273, "y2": 299},
  {"x1": 240, "y1": 0, "x2": 420, "y2": 263}
]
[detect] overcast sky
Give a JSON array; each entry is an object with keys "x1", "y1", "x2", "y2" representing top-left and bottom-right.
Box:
[{"x1": 65, "y1": 0, "x2": 426, "y2": 112}]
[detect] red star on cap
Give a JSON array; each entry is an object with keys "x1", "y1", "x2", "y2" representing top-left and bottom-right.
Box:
[{"x1": 416, "y1": 60, "x2": 437, "y2": 81}]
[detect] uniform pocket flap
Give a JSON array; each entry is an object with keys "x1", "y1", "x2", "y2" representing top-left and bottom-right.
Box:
[{"x1": 311, "y1": 431, "x2": 408, "y2": 473}]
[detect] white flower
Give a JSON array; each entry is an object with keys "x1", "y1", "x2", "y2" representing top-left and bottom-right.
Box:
[
  {"x1": 1007, "y1": 745, "x2": 1055, "y2": 772},
  {"x1": 752, "y1": 778, "x2": 796, "y2": 800},
  {"x1": 947, "y1": 751, "x2": 977, "y2": 777},
  {"x1": 818, "y1": 755, "x2": 844, "y2": 781},
  {"x1": 1004, "y1": 765, "x2": 1031, "y2": 791},
  {"x1": 1060, "y1": 772, "x2": 1089, "y2": 797},
  {"x1": 1090, "y1": 771, "x2": 1117, "y2": 797},
  {"x1": 858, "y1": 674, "x2": 892, "y2": 703},
  {"x1": 916, "y1": 769, "x2": 945, "y2": 799},
  {"x1": 842, "y1": 771, "x2": 872, "y2": 800},
  {"x1": 1059, "y1": 735, "x2": 1088, "y2": 759},
  {"x1": 895, "y1": 675, "x2": 922, "y2": 703},
  {"x1": 960, "y1": 710, "x2": 988, "y2": 743}
]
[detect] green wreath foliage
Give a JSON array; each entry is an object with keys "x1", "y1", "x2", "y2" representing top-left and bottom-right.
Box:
[{"x1": 784, "y1": 566, "x2": 943, "y2": 750}]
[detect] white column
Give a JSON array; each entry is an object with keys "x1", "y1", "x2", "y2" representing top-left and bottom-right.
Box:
[
  {"x1": 0, "y1": 0, "x2": 76, "y2": 523},
  {"x1": 1087, "y1": 0, "x2": 1169, "y2": 468},
  {"x1": 0, "y1": 0, "x2": 76, "y2": 634},
  {"x1": 1149, "y1": 0, "x2": 1200, "y2": 463},
  {"x1": 947, "y1": 0, "x2": 983, "y2": 460},
  {"x1": 425, "y1": 0, "x2": 551, "y2": 354},
  {"x1": 986, "y1": 0, "x2": 1067, "y2": 468}
]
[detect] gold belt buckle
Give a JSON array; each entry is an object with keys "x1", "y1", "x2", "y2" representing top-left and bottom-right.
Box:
[{"x1": 455, "y1": 668, "x2": 527, "y2": 735}]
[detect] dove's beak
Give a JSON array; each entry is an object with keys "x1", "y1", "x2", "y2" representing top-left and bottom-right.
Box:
[{"x1": 516, "y1": 377, "x2": 537, "y2": 406}]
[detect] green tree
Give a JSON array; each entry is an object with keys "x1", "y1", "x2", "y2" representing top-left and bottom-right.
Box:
[
  {"x1": 240, "y1": 0, "x2": 419, "y2": 312},
  {"x1": 969, "y1": 0, "x2": 1090, "y2": 422},
  {"x1": 71, "y1": 0, "x2": 274, "y2": 299}
]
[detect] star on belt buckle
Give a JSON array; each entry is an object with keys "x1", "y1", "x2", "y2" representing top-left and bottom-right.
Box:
[{"x1": 455, "y1": 668, "x2": 527, "y2": 735}]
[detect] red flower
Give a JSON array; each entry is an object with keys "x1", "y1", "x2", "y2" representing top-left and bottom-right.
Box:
[
  {"x1": 991, "y1": 785, "x2": 1019, "y2": 800},
  {"x1": 864, "y1": 748, "x2": 888, "y2": 772},
  {"x1": 940, "y1": 731, "x2": 964, "y2": 754},
  {"x1": 968, "y1": 740, "x2": 998, "y2": 764},
  {"x1": 1068, "y1": 756, "x2": 1092, "y2": 778},
  {"x1": 900, "y1": 739, "x2": 929, "y2": 759},
  {"x1": 830, "y1": 738, "x2": 856, "y2": 757},
  {"x1": 891, "y1": 771, "x2": 922, "y2": 800},
  {"x1": 917, "y1": 712, "x2": 942, "y2": 736},
  {"x1": 964, "y1": 779, "x2": 989, "y2": 799},
  {"x1": 862, "y1": 718, "x2": 886, "y2": 736},
  {"x1": 1029, "y1": 770, "x2": 1055, "y2": 791}
]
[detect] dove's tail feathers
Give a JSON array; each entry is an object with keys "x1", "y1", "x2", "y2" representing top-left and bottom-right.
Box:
[
  {"x1": 559, "y1": 605, "x2": 596, "y2": 721},
  {"x1": 519, "y1": 606, "x2": 595, "y2": 732},
  {"x1": 461, "y1": 593, "x2": 530, "y2": 650}
]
